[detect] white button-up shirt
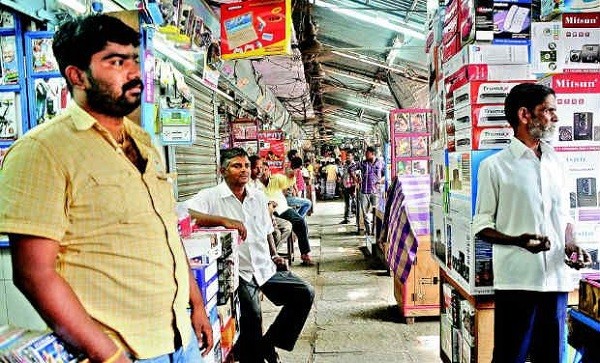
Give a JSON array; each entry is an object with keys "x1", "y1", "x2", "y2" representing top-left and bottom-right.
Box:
[
  {"x1": 185, "y1": 182, "x2": 276, "y2": 286},
  {"x1": 473, "y1": 138, "x2": 573, "y2": 292}
]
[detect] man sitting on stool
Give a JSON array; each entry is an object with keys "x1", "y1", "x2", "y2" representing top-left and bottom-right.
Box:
[{"x1": 185, "y1": 148, "x2": 314, "y2": 363}]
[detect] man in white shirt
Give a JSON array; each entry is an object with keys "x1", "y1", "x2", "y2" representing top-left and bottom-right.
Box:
[
  {"x1": 185, "y1": 148, "x2": 314, "y2": 363},
  {"x1": 473, "y1": 83, "x2": 590, "y2": 363}
]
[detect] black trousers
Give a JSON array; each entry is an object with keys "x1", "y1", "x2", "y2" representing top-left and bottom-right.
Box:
[
  {"x1": 236, "y1": 272, "x2": 315, "y2": 363},
  {"x1": 343, "y1": 186, "x2": 356, "y2": 219},
  {"x1": 278, "y1": 208, "x2": 311, "y2": 255}
]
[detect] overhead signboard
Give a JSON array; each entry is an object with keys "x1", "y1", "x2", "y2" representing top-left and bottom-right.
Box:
[{"x1": 220, "y1": 0, "x2": 291, "y2": 60}]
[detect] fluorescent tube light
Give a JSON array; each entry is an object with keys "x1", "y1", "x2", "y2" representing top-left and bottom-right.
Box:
[
  {"x1": 334, "y1": 119, "x2": 373, "y2": 132},
  {"x1": 313, "y1": 0, "x2": 426, "y2": 40},
  {"x1": 57, "y1": 0, "x2": 87, "y2": 13}
]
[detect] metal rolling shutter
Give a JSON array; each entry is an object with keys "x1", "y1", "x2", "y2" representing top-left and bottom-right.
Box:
[{"x1": 171, "y1": 76, "x2": 218, "y2": 201}]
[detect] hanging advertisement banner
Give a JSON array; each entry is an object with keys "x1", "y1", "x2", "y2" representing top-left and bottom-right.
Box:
[
  {"x1": 259, "y1": 130, "x2": 286, "y2": 173},
  {"x1": 220, "y1": 0, "x2": 291, "y2": 60}
]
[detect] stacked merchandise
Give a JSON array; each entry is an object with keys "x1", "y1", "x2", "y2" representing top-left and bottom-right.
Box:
[
  {"x1": 430, "y1": 0, "x2": 535, "y2": 298},
  {"x1": 440, "y1": 283, "x2": 479, "y2": 363},
  {"x1": 181, "y1": 226, "x2": 240, "y2": 363},
  {"x1": 0, "y1": 326, "x2": 82, "y2": 362},
  {"x1": 430, "y1": 0, "x2": 600, "y2": 359}
]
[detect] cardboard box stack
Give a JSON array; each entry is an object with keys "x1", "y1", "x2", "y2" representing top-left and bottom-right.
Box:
[
  {"x1": 182, "y1": 226, "x2": 241, "y2": 363},
  {"x1": 429, "y1": 0, "x2": 599, "y2": 359},
  {"x1": 0, "y1": 327, "x2": 83, "y2": 362}
]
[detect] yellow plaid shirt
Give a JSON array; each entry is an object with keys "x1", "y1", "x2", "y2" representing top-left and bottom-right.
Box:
[{"x1": 0, "y1": 104, "x2": 191, "y2": 359}]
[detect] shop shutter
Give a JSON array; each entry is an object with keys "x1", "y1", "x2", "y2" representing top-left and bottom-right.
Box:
[{"x1": 171, "y1": 76, "x2": 218, "y2": 201}]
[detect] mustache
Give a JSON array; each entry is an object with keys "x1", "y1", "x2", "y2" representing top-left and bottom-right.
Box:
[{"x1": 122, "y1": 79, "x2": 144, "y2": 93}]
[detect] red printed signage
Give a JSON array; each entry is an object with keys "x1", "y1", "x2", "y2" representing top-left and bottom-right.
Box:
[{"x1": 220, "y1": 0, "x2": 291, "y2": 60}]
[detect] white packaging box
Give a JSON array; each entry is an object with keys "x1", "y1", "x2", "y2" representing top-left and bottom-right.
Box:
[
  {"x1": 183, "y1": 232, "x2": 222, "y2": 264},
  {"x1": 441, "y1": 313, "x2": 454, "y2": 360},
  {"x1": 446, "y1": 214, "x2": 495, "y2": 295},
  {"x1": 556, "y1": 150, "x2": 600, "y2": 244},
  {"x1": 453, "y1": 81, "x2": 529, "y2": 108},
  {"x1": 460, "y1": 299, "x2": 476, "y2": 346},
  {"x1": 432, "y1": 203, "x2": 449, "y2": 267},
  {"x1": 461, "y1": 334, "x2": 474, "y2": 363},
  {"x1": 431, "y1": 149, "x2": 449, "y2": 206},
  {"x1": 538, "y1": 73, "x2": 600, "y2": 151},
  {"x1": 454, "y1": 126, "x2": 513, "y2": 151},
  {"x1": 454, "y1": 103, "x2": 509, "y2": 130},
  {"x1": 445, "y1": 64, "x2": 534, "y2": 95},
  {"x1": 492, "y1": 0, "x2": 533, "y2": 45},
  {"x1": 443, "y1": 44, "x2": 531, "y2": 79},
  {"x1": 530, "y1": 14, "x2": 600, "y2": 74},
  {"x1": 448, "y1": 150, "x2": 500, "y2": 217},
  {"x1": 537, "y1": 0, "x2": 600, "y2": 21}
]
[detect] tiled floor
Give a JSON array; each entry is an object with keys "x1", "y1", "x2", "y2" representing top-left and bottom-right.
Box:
[{"x1": 261, "y1": 200, "x2": 442, "y2": 363}]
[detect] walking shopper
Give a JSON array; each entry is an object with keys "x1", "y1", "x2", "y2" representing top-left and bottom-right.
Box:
[
  {"x1": 0, "y1": 15, "x2": 212, "y2": 362},
  {"x1": 185, "y1": 148, "x2": 314, "y2": 363},
  {"x1": 473, "y1": 83, "x2": 591, "y2": 363},
  {"x1": 340, "y1": 151, "x2": 357, "y2": 224},
  {"x1": 351, "y1": 146, "x2": 384, "y2": 235}
]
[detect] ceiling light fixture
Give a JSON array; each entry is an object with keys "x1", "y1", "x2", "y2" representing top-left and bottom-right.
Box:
[
  {"x1": 57, "y1": 0, "x2": 87, "y2": 13},
  {"x1": 325, "y1": 67, "x2": 382, "y2": 87},
  {"x1": 312, "y1": 0, "x2": 426, "y2": 40},
  {"x1": 335, "y1": 119, "x2": 372, "y2": 132}
]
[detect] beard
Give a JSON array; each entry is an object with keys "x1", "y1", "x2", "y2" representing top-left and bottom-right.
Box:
[
  {"x1": 528, "y1": 117, "x2": 556, "y2": 142},
  {"x1": 86, "y1": 72, "x2": 144, "y2": 117}
]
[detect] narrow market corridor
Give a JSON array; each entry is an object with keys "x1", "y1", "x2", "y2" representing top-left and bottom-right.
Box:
[{"x1": 262, "y1": 200, "x2": 441, "y2": 363}]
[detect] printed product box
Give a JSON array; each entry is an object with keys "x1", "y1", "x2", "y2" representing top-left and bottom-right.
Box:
[
  {"x1": 443, "y1": 33, "x2": 462, "y2": 63},
  {"x1": 441, "y1": 313, "x2": 454, "y2": 359},
  {"x1": 203, "y1": 340, "x2": 222, "y2": 363},
  {"x1": 445, "y1": 0, "x2": 460, "y2": 25},
  {"x1": 454, "y1": 103, "x2": 509, "y2": 130},
  {"x1": 556, "y1": 150, "x2": 600, "y2": 244},
  {"x1": 452, "y1": 328, "x2": 462, "y2": 363},
  {"x1": 446, "y1": 214, "x2": 495, "y2": 295},
  {"x1": 446, "y1": 117, "x2": 456, "y2": 151},
  {"x1": 493, "y1": 0, "x2": 533, "y2": 44},
  {"x1": 443, "y1": 44, "x2": 531, "y2": 79},
  {"x1": 199, "y1": 275, "x2": 219, "y2": 305},
  {"x1": 190, "y1": 259, "x2": 218, "y2": 286},
  {"x1": 442, "y1": 283, "x2": 455, "y2": 318},
  {"x1": 431, "y1": 98, "x2": 446, "y2": 151},
  {"x1": 536, "y1": 0, "x2": 600, "y2": 22},
  {"x1": 530, "y1": 14, "x2": 600, "y2": 74},
  {"x1": 431, "y1": 149, "x2": 449, "y2": 206},
  {"x1": 453, "y1": 81, "x2": 529, "y2": 108},
  {"x1": 461, "y1": 334, "x2": 475, "y2": 363},
  {"x1": 460, "y1": 299, "x2": 476, "y2": 346},
  {"x1": 454, "y1": 126, "x2": 513, "y2": 151},
  {"x1": 458, "y1": 0, "x2": 495, "y2": 45},
  {"x1": 579, "y1": 275, "x2": 600, "y2": 320},
  {"x1": 431, "y1": 203, "x2": 449, "y2": 266},
  {"x1": 539, "y1": 73, "x2": 600, "y2": 151},
  {"x1": 448, "y1": 150, "x2": 499, "y2": 217},
  {"x1": 183, "y1": 232, "x2": 222, "y2": 265},
  {"x1": 445, "y1": 64, "x2": 533, "y2": 94}
]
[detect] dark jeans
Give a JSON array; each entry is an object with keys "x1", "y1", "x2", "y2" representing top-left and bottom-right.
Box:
[
  {"x1": 493, "y1": 290, "x2": 567, "y2": 363},
  {"x1": 343, "y1": 186, "x2": 356, "y2": 219},
  {"x1": 236, "y1": 272, "x2": 315, "y2": 363},
  {"x1": 278, "y1": 208, "x2": 311, "y2": 255}
]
